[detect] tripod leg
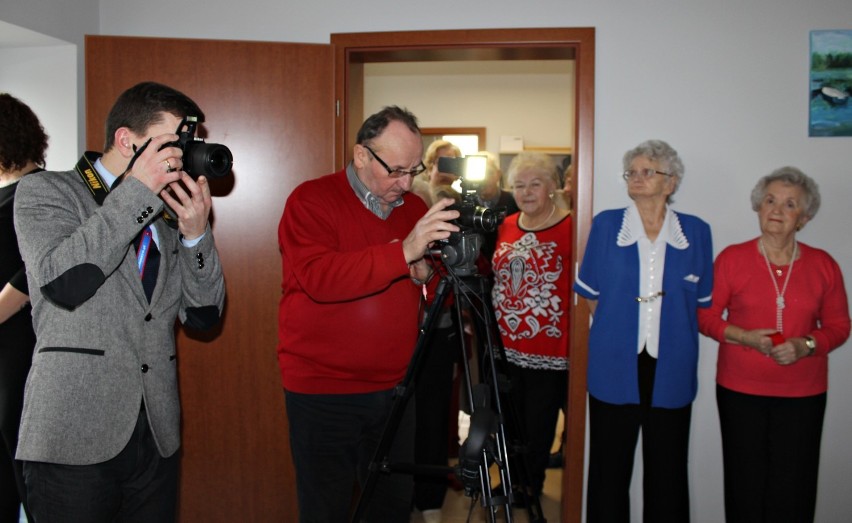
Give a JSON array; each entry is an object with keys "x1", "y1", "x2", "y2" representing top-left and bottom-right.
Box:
[
  {"x1": 450, "y1": 276, "x2": 519, "y2": 521},
  {"x1": 350, "y1": 278, "x2": 453, "y2": 523},
  {"x1": 463, "y1": 275, "x2": 549, "y2": 522}
]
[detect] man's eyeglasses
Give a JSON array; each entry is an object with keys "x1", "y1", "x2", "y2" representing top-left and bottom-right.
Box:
[
  {"x1": 622, "y1": 168, "x2": 672, "y2": 181},
  {"x1": 364, "y1": 145, "x2": 426, "y2": 179}
]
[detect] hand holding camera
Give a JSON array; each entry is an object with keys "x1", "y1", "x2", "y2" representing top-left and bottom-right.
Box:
[
  {"x1": 125, "y1": 116, "x2": 232, "y2": 235},
  {"x1": 159, "y1": 171, "x2": 213, "y2": 241},
  {"x1": 127, "y1": 133, "x2": 185, "y2": 194},
  {"x1": 403, "y1": 198, "x2": 460, "y2": 264}
]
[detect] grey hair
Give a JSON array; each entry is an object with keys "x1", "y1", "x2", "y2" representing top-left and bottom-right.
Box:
[
  {"x1": 622, "y1": 139, "x2": 684, "y2": 203},
  {"x1": 506, "y1": 151, "x2": 560, "y2": 188},
  {"x1": 750, "y1": 166, "x2": 821, "y2": 220}
]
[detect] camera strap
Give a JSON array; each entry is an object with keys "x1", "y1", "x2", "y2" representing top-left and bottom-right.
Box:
[
  {"x1": 73, "y1": 148, "x2": 180, "y2": 229},
  {"x1": 73, "y1": 138, "x2": 148, "y2": 204},
  {"x1": 74, "y1": 151, "x2": 111, "y2": 205}
]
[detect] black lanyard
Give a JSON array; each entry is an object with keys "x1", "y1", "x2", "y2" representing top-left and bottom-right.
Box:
[
  {"x1": 73, "y1": 151, "x2": 111, "y2": 205},
  {"x1": 74, "y1": 146, "x2": 177, "y2": 228}
]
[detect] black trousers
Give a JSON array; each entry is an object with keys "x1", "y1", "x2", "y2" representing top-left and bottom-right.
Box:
[
  {"x1": 587, "y1": 350, "x2": 692, "y2": 523},
  {"x1": 285, "y1": 388, "x2": 415, "y2": 523},
  {"x1": 413, "y1": 320, "x2": 460, "y2": 511},
  {"x1": 506, "y1": 363, "x2": 567, "y2": 496},
  {"x1": 716, "y1": 385, "x2": 825, "y2": 523},
  {"x1": 23, "y1": 404, "x2": 178, "y2": 523},
  {"x1": 0, "y1": 312, "x2": 35, "y2": 523}
]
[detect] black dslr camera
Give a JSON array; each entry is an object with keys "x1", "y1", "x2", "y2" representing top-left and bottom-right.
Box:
[
  {"x1": 163, "y1": 116, "x2": 233, "y2": 179},
  {"x1": 436, "y1": 155, "x2": 504, "y2": 275},
  {"x1": 437, "y1": 156, "x2": 501, "y2": 233}
]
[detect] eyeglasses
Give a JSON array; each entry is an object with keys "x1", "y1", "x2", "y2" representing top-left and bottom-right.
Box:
[
  {"x1": 363, "y1": 145, "x2": 426, "y2": 179},
  {"x1": 622, "y1": 168, "x2": 672, "y2": 180}
]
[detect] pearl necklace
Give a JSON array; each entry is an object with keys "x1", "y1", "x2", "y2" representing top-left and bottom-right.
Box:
[
  {"x1": 518, "y1": 204, "x2": 556, "y2": 230},
  {"x1": 759, "y1": 238, "x2": 797, "y2": 332}
]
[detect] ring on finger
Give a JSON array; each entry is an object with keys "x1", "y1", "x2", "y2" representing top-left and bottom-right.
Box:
[{"x1": 164, "y1": 159, "x2": 173, "y2": 172}]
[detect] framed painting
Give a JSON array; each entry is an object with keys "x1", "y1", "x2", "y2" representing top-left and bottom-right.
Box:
[{"x1": 809, "y1": 30, "x2": 852, "y2": 137}]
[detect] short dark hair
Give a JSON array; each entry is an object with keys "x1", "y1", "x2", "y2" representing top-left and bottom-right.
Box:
[
  {"x1": 104, "y1": 82, "x2": 203, "y2": 151},
  {"x1": 355, "y1": 105, "x2": 420, "y2": 146},
  {"x1": 0, "y1": 93, "x2": 49, "y2": 171}
]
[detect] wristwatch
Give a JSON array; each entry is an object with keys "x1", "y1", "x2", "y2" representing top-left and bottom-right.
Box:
[{"x1": 804, "y1": 335, "x2": 817, "y2": 356}]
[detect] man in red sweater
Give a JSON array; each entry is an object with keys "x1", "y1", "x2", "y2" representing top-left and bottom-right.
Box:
[{"x1": 278, "y1": 106, "x2": 459, "y2": 522}]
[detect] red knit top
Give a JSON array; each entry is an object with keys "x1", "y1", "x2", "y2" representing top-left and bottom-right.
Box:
[{"x1": 698, "y1": 238, "x2": 850, "y2": 397}]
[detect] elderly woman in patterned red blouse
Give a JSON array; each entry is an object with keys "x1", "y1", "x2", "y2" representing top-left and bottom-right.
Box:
[{"x1": 490, "y1": 151, "x2": 571, "y2": 499}]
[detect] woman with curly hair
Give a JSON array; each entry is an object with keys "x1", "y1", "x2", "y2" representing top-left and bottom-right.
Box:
[
  {"x1": 0, "y1": 92, "x2": 48, "y2": 523},
  {"x1": 491, "y1": 151, "x2": 571, "y2": 500},
  {"x1": 574, "y1": 140, "x2": 713, "y2": 522},
  {"x1": 699, "y1": 167, "x2": 849, "y2": 523}
]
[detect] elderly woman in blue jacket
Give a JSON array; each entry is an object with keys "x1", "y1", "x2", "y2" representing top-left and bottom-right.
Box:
[{"x1": 574, "y1": 140, "x2": 713, "y2": 523}]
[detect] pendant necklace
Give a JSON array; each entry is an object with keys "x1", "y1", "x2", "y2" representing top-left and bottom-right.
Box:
[
  {"x1": 519, "y1": 204, "x2": 556, "y2": 230},
  {"x1": 759, "y1": 238, "x2": 797, "y2": 332}
]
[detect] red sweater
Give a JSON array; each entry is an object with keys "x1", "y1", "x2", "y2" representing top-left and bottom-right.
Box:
[
  {"x1": 698, "y1": 238, "x2": 850, "y2": 397},
  {"x1": 277, "y1": 170, "x2": 428, "y2": 394}
]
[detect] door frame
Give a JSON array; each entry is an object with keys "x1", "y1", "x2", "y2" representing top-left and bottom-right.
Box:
[{"x1": 332, "y1": 28, "x2": 595, "y2": 523}]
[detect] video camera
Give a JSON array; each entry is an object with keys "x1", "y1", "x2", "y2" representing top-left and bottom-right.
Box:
[
  {"x1": 163, "y1": 116, "x2": 233, "y2": 179},
  {"x1": 436, "y1": 155, "x2": 504, "y2": 275}
]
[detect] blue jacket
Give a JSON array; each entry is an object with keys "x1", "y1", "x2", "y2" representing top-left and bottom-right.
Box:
[{"x1": 574, "y1": 207, "x2": 713, "y2": 408}]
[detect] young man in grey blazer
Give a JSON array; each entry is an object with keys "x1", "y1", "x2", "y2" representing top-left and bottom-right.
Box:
[{"x1": 13, "y1": 82, "x2": 226, "y2": 522}]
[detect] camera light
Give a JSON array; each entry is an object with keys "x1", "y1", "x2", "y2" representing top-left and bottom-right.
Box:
[{"x1": 463, "y1": 155, "x2": 488, "y2": 183}]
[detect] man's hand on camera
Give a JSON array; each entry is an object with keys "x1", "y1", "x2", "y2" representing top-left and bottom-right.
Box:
[
  {"x1": 159, "y1": 172, "x2": 213, "y2": 241},
  {"x1": 128, "y1": 133, "x2": 183, "y2": 194},
  {"x1": 403, "y1": 198, "x2": 460, "y2": 264},
  {"x1": 409, "y1": 259, "x2": 432, "y2": 283}
]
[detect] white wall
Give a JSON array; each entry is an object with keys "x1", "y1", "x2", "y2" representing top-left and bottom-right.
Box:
[
  {"x1": 0, "y1": 0, "x2": 98, "y2": 152},
  {"x1": 364, "y1": 60, "x2": 575, "y2": 155},
  {"x1": 3, "y1": 1, "x2": 852, "y2": 521},
  {"x1": 0, "y1": 44, "x2": 78, "y2": 170}
]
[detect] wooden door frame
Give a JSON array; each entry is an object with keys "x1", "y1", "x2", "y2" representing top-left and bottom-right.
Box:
[{"x1": 332, "y1": 28, "x2": 595, "y2": 523}]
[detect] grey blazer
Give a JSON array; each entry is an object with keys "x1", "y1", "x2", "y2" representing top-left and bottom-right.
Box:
[{"x1": 13, "y1": 166, "x2": 225, "y2": 465}]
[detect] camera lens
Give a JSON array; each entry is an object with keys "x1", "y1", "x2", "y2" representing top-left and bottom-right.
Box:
[
  {"x1": 472, "y1": 207, "x2": 498, "y2": 232},
  {"x1": 448, "y1": 202, "x2": 499, "y2": 233},
  {"x1": 204, "y1": 144, "x2": 233, "y2": 178},
  {"x1": 184, "y1": 142, "x2": 233, "y2": 179}
]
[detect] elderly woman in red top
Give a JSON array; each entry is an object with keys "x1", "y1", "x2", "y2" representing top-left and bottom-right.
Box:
[
  {"x1": 699, "y1": 166, "x2": 850, "y2": 523},
  {"x1": 491, "y1": 151, "x2": 571, "y2": 498}
]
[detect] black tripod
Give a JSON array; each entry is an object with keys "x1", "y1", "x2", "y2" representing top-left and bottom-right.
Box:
[{"x1": 351, "y1": 266, "x2": 546, "y2": 522}]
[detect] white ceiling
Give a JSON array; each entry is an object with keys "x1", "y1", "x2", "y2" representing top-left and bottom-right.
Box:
[{"x1": 0, "y1": 20, "x2": 69, "y2": 48}]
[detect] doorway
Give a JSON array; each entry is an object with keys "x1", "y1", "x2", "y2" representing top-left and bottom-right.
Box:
[
  {"x1": 332, "y1": 28, "x2": 595, "y2": 523},
  {"x1": 84, "y1": 29, "x2": 594, "y2": 522}
]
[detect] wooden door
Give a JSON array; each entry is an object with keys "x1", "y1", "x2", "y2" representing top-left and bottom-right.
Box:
[{"x1": 86, "y1": 35, "x2": 334, "y2": 522}]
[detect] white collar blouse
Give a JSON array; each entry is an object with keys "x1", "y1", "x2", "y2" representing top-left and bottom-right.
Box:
[{"x1": 617, "y1": 203, "x2": 689, "y2": 357}]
